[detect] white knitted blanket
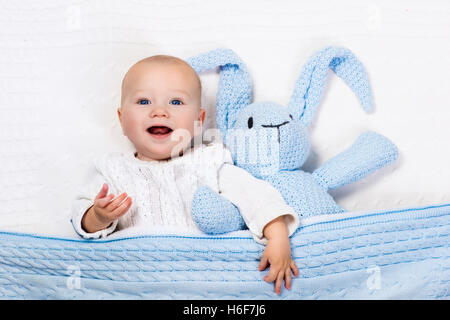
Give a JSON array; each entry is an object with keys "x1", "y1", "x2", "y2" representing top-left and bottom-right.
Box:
[{"x1": 0, "y1": 0, "x2": 449, "y2": 237}]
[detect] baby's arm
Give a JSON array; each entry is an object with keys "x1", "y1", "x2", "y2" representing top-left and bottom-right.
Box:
[
  {"x1": 217, "y1": 163, "x2": 300, "y2": 294},
  {"x1": 217, "y1": 163, "x2": 300, "y2": 243},
  {"x1": 258, "y1": 216, "x2": 299, "y2": 294},
  {"x1": 82, "y1": 183, "x2": 132, "y2": 233},
  {"x1": 70, "y1": 168, "x2": 131, "y2": 239}
]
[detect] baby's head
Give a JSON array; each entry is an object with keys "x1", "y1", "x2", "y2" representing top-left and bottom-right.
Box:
[{"x1": 118, "y1": 54, "x2": 205, "y2": 161}]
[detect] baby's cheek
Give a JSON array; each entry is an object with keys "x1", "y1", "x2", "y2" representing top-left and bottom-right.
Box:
[
  {"x1": 122, "y1": 116, "x2": 140, "y2": 131},
  {"x1": 182, "y1": 113, "x2": 200, "y2": 132}
]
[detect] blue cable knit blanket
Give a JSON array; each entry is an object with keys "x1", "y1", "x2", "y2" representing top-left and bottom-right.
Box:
[{"x1": 0, "y1": 203, "x2": 448, "y2": 299}]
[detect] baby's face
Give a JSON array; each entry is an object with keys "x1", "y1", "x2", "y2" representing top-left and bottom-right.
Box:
[{"x1": 118, "y1": 58, "x2": 205, "y2": 161}]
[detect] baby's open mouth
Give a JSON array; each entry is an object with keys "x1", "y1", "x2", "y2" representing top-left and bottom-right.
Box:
[{"x1": 147, "y1": 126, "x2": 173, "y2": 138}]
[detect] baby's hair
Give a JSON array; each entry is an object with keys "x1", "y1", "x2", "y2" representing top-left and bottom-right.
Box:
[
  {"x1": 137, "y1": 55, "x2": 201, "y2": 88},
  {"x1": 121, "y1": 54, "x2": 202, "y2": 106}
]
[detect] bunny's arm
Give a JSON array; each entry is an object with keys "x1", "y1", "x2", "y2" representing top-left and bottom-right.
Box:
[
  {"x1": 191, "y1": 185, "x2": 245, "y2": 234},
  {"x1": 191, "y1": 163, "x2": 300, "y2": 237},
  {"x1": 312, "y1": 131, "x2": 398, "y2": 190}
]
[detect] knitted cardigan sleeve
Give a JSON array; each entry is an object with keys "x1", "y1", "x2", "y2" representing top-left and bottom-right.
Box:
[
  {"x1": 70, "y1": 166, "x2": 119, "y2": 239},
  {"x1": 217, "y1": 163, "x2": 300, "y2": 245}
]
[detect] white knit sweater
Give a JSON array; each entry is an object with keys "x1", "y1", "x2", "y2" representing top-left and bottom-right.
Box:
[{"x1": 71, "y1": 142, "x2": 299, "y2": 244}]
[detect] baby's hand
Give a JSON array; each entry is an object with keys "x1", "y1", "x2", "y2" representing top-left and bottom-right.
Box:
[
  {"x1": 258, "y1": 236, "x2": 299, "y2": 295},
  {"x1": 82, "y1": 183, "x2": 132, "y2": 233},
  {"x1": 93, "y1": 183, "x2": 132, "y2": 224}
]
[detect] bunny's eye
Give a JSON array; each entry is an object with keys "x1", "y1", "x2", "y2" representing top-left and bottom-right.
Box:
[
  {"x1": 289, "y1": 114, "x2": 293, "y2": 120},
  {"x1": 247, "y1": 117, "x2": 253, "y2": 129}
]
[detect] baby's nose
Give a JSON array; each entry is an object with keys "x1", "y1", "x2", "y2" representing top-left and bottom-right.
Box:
[{"x1": 150, "y1": 105, "x2": 169, "y2": 117}]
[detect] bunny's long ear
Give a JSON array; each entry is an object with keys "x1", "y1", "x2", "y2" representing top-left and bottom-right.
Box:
[
  {"x1": 186, "y1": 48, "x2": 252, "y2": 140},
  {"x1": 287, "y1": 46, "x2": 374, "y2": 127}
]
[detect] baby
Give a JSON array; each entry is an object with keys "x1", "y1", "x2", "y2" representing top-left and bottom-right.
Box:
[{"x1": 71, "y1": 54, "x2": 300, "y2": 294}]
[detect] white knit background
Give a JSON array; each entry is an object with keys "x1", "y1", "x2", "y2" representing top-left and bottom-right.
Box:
[{"x1": 0, "y1": 0, "x2": 449, "y2": 237}]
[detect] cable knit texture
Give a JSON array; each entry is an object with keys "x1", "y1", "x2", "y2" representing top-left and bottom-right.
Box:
[
  {"x1": 186, "y1": 46, "x2": 399, "y2": 233},
  {"x1": 3, "y1": 204, "x2": 450, "y2": 299},
  {"x1": 191, "y1": 185, "x2": 246, "y2": 234},
  {"x1": 71, "y1": 142, "x2": 299, "y2": 244}
]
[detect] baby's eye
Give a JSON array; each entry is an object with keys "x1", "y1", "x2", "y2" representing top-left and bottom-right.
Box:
[
  {"x1": 138, "y1": 99, "x2": 150, "y2": 105},
  {"x1": 170, "y1": 99, "x2": 183, "y2": 105}
]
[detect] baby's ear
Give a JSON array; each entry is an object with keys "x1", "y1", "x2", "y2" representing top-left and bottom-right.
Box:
[
  {"x1": 117, "y1": 107, "x2": 122, "y2": 123},
  {"x1": 117, "y1": 107, "x2": 125, "y2": 135},
  {"x1": 199, "y1": 108, "x2": 206, "y2": 124}
]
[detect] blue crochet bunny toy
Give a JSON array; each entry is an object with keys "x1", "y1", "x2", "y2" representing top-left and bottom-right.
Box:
[{"x1": 187, "y1": 46, "x2": 399, "y2": 234}]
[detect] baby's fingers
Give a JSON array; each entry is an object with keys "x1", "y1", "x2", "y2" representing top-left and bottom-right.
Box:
[
  {"x1": 95, "y1": 183, "x2": 109, "y2": 200},
  {"x1": 96, "y1": 193, "x2": 115, "y2": 208},
  {"x1": 275, "y1": 271, "x2": 284, "y2": 295},
  {"x1": 291, "y1": 260, "x2": 299, "y2": 277},
  {"x1": 258, "y1": 255, "x2": 269, "y2": 271},
  {"x1": 110, "y1": 196, "x2": 132, "y2": 219},
  {"x1": 263, "y1": 265, "x2": 279, "y2": 283},
  {"x1": 285, "y1": 268, "x2": 292, "y2": 290},
  {"x1": 105, "y1": 192, "x2": 128, "y2": 211}
]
